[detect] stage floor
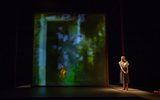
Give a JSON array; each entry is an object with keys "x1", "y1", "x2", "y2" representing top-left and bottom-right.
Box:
[{"x1": 0, "y1": 85, "x2": 160, "y2": 99}]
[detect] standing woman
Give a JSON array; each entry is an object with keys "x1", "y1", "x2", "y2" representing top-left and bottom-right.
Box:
[{"x1": 119, "y1": 56, "x2": 129, "y2": 90}]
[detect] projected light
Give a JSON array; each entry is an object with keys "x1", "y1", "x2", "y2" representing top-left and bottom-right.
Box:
[{"x1": 33, "y1": 13, "x2": 107, "y2": 86}]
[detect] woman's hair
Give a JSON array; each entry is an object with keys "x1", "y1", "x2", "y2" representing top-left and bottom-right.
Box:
[{"x1": 121, "y1": 56, "x2": 126, "y2": 61}]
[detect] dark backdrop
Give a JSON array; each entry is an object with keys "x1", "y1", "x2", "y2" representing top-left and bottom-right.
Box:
[{"x1": 1, "y1": 0, "x2": 160, "y2": 92}]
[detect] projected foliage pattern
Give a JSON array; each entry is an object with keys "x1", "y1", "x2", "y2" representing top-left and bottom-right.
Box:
[{"x1": 33, "y1": 14, "x2": 106, "y2": 86}]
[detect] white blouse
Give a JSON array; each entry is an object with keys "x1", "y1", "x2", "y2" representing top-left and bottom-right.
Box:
[{"x1": 119, "y1": 61, "x2": 129, "y2": 68}]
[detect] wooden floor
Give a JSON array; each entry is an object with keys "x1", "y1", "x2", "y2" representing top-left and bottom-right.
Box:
[{"x1": 0, "y1": 85, "x2": 160, "y2": 99}]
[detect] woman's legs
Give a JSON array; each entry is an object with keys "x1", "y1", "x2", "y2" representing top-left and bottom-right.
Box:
[
  {"x1": 126, "y1": 83, "x2": 128, "y2": 90},
  {"x1": 123, "y1": 83, "x2": 125, "y2": 90},
  {"x1": 123, "y1": 74, "x2": 129, "y2": 90},
  {"x1": 124, "y1": 83, "x2": 128, "y2": 90}
]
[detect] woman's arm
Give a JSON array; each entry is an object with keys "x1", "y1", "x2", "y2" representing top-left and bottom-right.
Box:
[
  {"x1": 125, "y1": 66, "x2": 128, "y2": 74},
  {"x1": 126, "y1": 62, "x2": 129, "y2": 74},
  {"x1": 119, "y1": 62, "x2": 126, "y2": 73}
]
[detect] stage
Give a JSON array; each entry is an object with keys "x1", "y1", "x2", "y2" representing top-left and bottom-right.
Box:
[{"x1": 0, "y1": 85, "x2": 160, "y2": 99}]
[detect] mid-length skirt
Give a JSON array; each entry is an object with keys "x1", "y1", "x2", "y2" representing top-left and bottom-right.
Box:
[{"x1": 120, "y1": 70, "x2": 129, "y2": 84}]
